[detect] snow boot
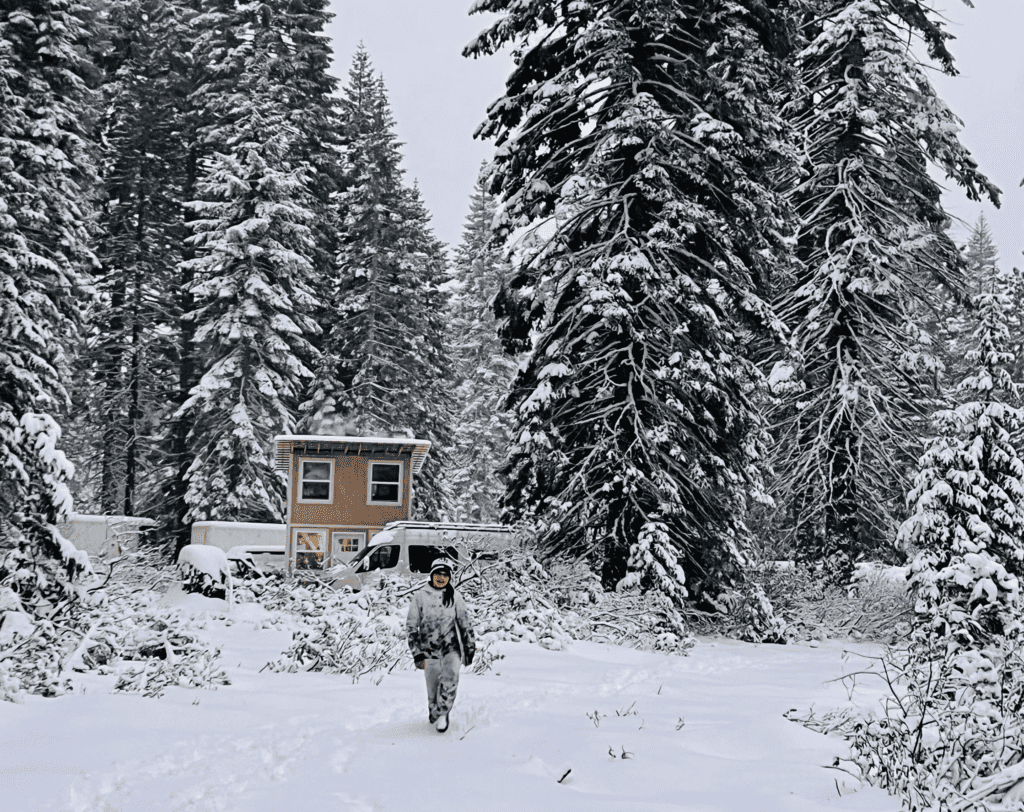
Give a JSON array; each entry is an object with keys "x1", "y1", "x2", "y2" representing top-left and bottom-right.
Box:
[{"x1": 435, "y1": 713, "x2": 449, "y2": 733}]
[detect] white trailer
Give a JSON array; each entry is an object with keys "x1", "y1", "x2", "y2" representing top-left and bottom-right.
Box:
[
  {"x1": 57, "y1": 514, "x2": 156, "y2": 560},
  {"x1": 190, "y1": 521, "x2": 288, "y2": 570}
]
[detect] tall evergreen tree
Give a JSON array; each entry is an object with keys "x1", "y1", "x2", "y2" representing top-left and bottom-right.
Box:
[
  {"x1": 303, "y1": 49, "x2": 454, "y2": 520},
  {"x1": 466, "y1": 0, "x2": 796, "y2": 600},
  {"x1": 446, "y1": 169, "x2": 516, "y2": 523},
  {"x1": 66, "y1": 0, "x2": 193, "y2": 520},
  {"x1": 0, "y1": 0, "x2": 97, "y2": 696},
  {"x1": 301, "y1": 45, "x2": 382, "y2": 432},
  {"x1": 265, "y1": 0, "x2": 342, "y2": 293},
  {"x1": 769, "y1": 0, "x2": 999, "y2": 579},
  {"x1": 178, "y1": 1, "x2": 321, "y2": 524},
  {"x1": 964, "y1": 215, "x2": 1000, "y2": 296},
  {"x1": 928, "y1": 214, "x2": 1004, "y2": 403},
  {"x1": 959, "y1": 215, "x2": 1024, "y2": 398}
]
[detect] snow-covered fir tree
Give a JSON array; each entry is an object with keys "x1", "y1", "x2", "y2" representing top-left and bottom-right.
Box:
[
  {"x1": 303, "y1": 49, "x2": 454, "y2": 520},
  {"x1": 900, "y1": 264, "x2": 1024, "y2": 646},
  {"x1": 865, "y1": 265, "x2": 1024, "y2": 811},
  {"x1": 466, "y1": 0, "x2": 795, "y2": 601},
  {"x1": 965, "y1": 215, "x2": 1000, "y2": 298},
  {"x1": 65, "y1": 0, "x2": 194, "y2": 521},
  {"x1": 156, "y1": 0, "x2": 343, "y2": 552},
  {"x1": 301, "y1": 45, "x2": 381, "y2": 434},
  {"x1": 769, "y1": 0, "x2": 999, "y2": 580},
  {"x1": 929, "y1": 215, "x2": 1010, "y2": 405},
  {"x1": 0, "y1": 0, "x2": 98, "y2": 698},
  {"x1": 446, "y1": 169, "x2": 516, "y2": 523},
  {"x1": 922, "y1": 215, "x2": 1000, "y2": 409},
  {"x1": 264, "y1": 0, "x2": 342, "y2": 290},
  {"x1": 179, "y1": 2, "x2": 321, "y2": 524},
  {"x1": 962, "y1": 216, "x2": 1024, "y2": 398}
]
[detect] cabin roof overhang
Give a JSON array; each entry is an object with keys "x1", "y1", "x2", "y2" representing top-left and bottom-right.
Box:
[{"x1": 273, "y1": 435, "x2": 431, "y2": 474}]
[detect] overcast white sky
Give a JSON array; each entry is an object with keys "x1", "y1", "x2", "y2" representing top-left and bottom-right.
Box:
[
  {"x1": 928, "y1": 1, "x2": 1024, "y2": 267},
  {"x1": 326, "y1": 1, "x2": 507, "y2": 249},
  {"x1": 326, "y1": 1, "x2": 1023, "y2": 266}
]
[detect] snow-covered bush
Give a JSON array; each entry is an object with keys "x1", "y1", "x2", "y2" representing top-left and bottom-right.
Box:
[
  {"x1": 263, "y1": 578, "x2": 411, "y2": 680},
  {"x1": 177, "y1": 544, "x2": 232, "y2": 601},
  {"x1": 0, "y1": 416, "x2": 94, "y2": 701},
  {"x1": 460, "y1": 552, "x2": 697, "y2": 655},
  {"x1": 75, "y1": 593, "x2": 230, "y2": 698},
  {"x1": 697, "y1": 581, "x2": 789, "y2": 644},
  {"x1": 112, "y1": 636, "x2": 230, "y2": 699},
  {"x1": 63, "y1": 553, "x2": 228, "y2": 698},
  {"x1": 2, "y1": 548, "x2": 232, "y2": 701},
  {"x1": 259, "y1": 549, "x2": 698, "y2": 681},
  {"x1": 0, "y1": 602, "x2": 76, "y2": 701},
  {"x1": 461, "y1": 554, "x2": 576, "y2": 651},
  {"x1": 792, "y1": 639, "x2": 1024, "y2": 812},
  {"x1": 742, "y1": 559, "x2": 913, "y2": 643}
]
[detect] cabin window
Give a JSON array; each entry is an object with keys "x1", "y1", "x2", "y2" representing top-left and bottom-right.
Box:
[
  {"x1": 294, "y1": 529, "x2": 327, "y2": 570},
  {"x1": 299, "y1": 459, "x2": 333, "y2": 502},
  {"x1": 367, "y1": 462, "x2": 402, "y2": 505}
]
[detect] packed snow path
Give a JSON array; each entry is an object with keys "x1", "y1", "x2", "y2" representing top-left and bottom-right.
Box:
[{"x1": 1, "y1": 596, "x2": 898, "y2": 811}]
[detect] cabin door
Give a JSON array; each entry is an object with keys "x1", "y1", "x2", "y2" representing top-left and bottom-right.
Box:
[{"x1": 330, "y1": 531, "x2": 366, "y2": 567}]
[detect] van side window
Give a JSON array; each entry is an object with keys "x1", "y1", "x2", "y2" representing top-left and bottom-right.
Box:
[
  {"x1": 409, "y1": 545, "x2": 433, "y2": 573},
  {"x1": 362, "y1": 545, "x2": 399, "y2": 571},
  {"x1": 409, "y1": 545, "x2": 461, "y2": 573}
]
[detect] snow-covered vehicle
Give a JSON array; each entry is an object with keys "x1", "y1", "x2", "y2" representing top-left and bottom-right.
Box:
[
  {"x1": 189, "y1": 521, "x2": 287, "y2": 573},
  {"x1": 327, "y1": 521, "x2": 513, "y2": 591}
]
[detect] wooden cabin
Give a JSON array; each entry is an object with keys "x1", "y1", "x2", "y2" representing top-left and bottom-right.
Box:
[{"x1": 273, "y1": 435, "x2": 431, "y2": 572}]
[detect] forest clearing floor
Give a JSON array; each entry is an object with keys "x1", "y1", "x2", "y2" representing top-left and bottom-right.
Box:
[{"x1": 1, "y1": 590, "x2": 901, "y2": 812}]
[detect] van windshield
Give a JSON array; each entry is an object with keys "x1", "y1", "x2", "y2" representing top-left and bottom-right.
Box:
[{"x1": 348, "y1": 545, "x2": 376, "y2": 567}]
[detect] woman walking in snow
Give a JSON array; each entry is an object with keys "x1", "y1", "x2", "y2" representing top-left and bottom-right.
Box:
[{"x1": 406, "y1": 558, "x2": 476, "y2": 732}]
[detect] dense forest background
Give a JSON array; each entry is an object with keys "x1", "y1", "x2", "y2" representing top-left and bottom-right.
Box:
[{"x1": 4, "y1": 0, "x2": 1024, "y2": 618}]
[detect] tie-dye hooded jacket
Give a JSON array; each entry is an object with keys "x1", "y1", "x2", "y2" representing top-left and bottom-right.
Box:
[{"x1": 406, "y1": 585, "x2": 476, "y2": 664}]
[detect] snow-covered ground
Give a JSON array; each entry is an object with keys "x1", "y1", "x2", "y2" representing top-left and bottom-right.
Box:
[{"x1": 1, "y1": 591, "x2": 900, "y2": 812}]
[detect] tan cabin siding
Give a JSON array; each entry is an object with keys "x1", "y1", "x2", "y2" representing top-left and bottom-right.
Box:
[{"x1": 289, "y1": 452, "x2": 412, "y2": 526}]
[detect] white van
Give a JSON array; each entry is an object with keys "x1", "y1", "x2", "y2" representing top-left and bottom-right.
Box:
[{"x1": 327, "y1": 521, "x2": 512, "y2": 591}]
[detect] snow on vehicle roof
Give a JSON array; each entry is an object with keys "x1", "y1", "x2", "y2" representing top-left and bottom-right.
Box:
[
  {"x1": 192, "y1": 521, "x2": 286, "y2": 531},
  {"x1": 65, "y1": 513, "x2": 157, "y2": 526}
]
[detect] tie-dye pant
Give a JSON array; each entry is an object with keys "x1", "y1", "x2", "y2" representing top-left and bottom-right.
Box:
[{"x1": 423, "y1": 651, "x2": 462, "y2": 723}]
